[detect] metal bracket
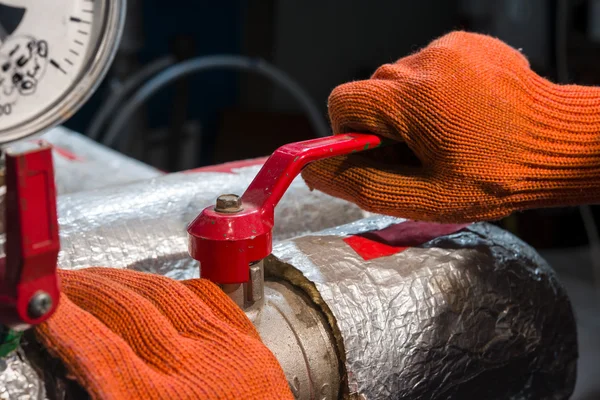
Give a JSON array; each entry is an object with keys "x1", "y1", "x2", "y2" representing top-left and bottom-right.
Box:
[{"x1": 218, "y1": 260, "x2": 264, "y2": 315}]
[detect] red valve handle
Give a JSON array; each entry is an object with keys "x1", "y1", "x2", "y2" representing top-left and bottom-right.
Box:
[
  {"x1": 187, "y1": 133, "x2": 383, "y2": 284},
  {"x1": 0, "y1": 141, "x2": 60, "y2": 328}
]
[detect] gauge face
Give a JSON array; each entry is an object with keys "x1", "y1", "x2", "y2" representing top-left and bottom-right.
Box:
[{"x1": 0, "y1": 0, "x2": 124, "y2": 143}]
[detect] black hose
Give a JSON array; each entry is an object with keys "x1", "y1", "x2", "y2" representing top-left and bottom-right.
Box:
[
  {"x1": 102, "y1": 55, "x2": 330, "y2": 148},
  {"x1": 86, "y1": 56, "x2": 176, "y2": 141}
]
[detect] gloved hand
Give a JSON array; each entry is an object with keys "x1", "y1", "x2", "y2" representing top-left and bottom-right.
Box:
[
  {"x1": 35, "y1": 268, "x2": 293, "y2": 400},
  {"x1": 302, "y1": 31, "x2": 600, "y2": 223}
]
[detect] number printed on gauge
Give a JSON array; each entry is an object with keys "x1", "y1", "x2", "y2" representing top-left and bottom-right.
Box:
[{"x1": 0, "y1": 0, "x2": 124, "y2": 143}]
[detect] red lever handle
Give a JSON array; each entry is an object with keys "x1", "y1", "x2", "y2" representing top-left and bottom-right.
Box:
[
  {"x1": 187, "y1": 133, "x2": 382, "y2": 284},
  {"x1": 0, "y1": 141, "x2": 59, "y2": 328}
]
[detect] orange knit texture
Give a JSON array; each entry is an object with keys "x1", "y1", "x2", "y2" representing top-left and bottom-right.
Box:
[
  {"x1": 35, "y1": 268, "x2": 293, "y2": 400},
  {"x1": 302, "y1": 31, "x2": 600, "y2": 223}
]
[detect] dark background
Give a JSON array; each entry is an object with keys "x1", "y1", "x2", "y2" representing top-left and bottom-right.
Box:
[{"x1": 65, "y1": 2, "x2": 599, "y2": 398}]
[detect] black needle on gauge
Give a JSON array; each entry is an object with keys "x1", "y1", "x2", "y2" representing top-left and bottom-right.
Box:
[
  {"x1": 0, "y1": 23, "x2": 8, "y2": 43},
  {"x1": 0, "y1": 4, "x2": 26, "y2": 44}
]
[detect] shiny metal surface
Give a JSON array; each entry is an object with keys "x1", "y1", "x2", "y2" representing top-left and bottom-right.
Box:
[
  {"x1": 255, "y1": 280, "x2": 340, "y2": 400},
  {"x1": 225, "y1": 260, "x2": 341, "y2": 400},
  {"x1": 248, "y1": 262, "x2": 264, "y2": 305},
  {"x1": 271, "y1": 218, "x2": 577, "y2": 399},
  {"x1": 0, "y1": 349, "x2": 45, "y2": 400},
  {"x1": 27, "y1": 292, "x2": 53, "y2": 320},
  {"x1": 220, "y1": 261, "x2": 265, "y2": 313}
]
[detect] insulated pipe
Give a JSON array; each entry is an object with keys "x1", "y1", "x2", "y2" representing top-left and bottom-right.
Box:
[
  {"x1": 3, "y1": 197, "x2": 577, "y2": 399},
  {"x1": 0, "y1": 159, "x2": 576, "y2": 399}
]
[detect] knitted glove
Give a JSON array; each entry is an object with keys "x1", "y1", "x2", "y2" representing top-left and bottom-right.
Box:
[
  {"x1": 302, "y1": 31, "x2": 600, "y2": 223},
  {"x1": 35, "y1": 268, "x2": 293, "y2": 400}
]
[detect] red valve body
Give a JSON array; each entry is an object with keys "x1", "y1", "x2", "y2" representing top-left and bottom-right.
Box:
[{"x1": 187, "y1": 133, "x2": 383, "y2": 284}]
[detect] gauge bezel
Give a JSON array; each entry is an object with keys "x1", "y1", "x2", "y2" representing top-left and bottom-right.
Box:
[{"x1": 0, "y1": 0, "x2": 126, "y2": 144}]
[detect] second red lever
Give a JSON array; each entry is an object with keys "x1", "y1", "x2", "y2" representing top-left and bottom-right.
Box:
[{"x1": 0, "y1": 141, "x2": 60, "y2": 328}]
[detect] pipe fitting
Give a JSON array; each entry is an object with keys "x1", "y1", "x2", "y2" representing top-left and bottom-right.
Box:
[
  {"x1": 254, "y1": 280, "x2": 340, "y2": 400},
  {"x1": 222, "y1": 259, "x2": 341, "y2": 399}
]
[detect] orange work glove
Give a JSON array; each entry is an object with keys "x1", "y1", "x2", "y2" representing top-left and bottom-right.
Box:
[
  {"x1": 35, "y1": 268, "x2": 293, "y2": 400},
  {"x1": 302, "y1": 31, "x2": 600, "y2": 223}
]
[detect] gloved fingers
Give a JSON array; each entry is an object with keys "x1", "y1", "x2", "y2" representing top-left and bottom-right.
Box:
[
  {"x1": 302, "y1": 155, "x2": 510, "y2": 223},
  {"x1": 303, "y1": 155, "x2": 438, "y2": 220},
  {"x1": 427, "y1": 31, "x2": 531, "y2": 70},
  {"x1": 328, "y1": 78, "x2": 437, "y2": 164},
  {"x1": 57, "y1": 269, "x2": 292, "y2": 398},
  {"x1": 57, "y1": 269, "x2": 220, "y2": 377},
  {"x1": 327, "y1": 32, "x2": 531, "y2": 154},
  {"x1": 182, "y1": 279, "x2": 259, "y2": 339},
  {"x1": 81, "y1": 267, "x2": 259, "y2": 340},
  {"x1": 329, "y1": 79, "x2": 411, "y2": 139},
  {"x1": 35, "y1": 293, "x2": 193, "y2": 399}
]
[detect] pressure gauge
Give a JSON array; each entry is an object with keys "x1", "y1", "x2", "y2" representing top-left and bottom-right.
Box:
[{"x1": 0, "y1": 0, "x2": 125, "y2": 143}]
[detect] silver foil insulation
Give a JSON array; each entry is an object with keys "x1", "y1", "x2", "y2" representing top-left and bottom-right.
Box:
[
  {"x1": 0, "y1": 130, "x2": 577, "y2": 399},
  {"x1": 55, "y1": 165, "x2": 369, "y2": 277},
  {"x1": 0, "y1": 350, "x2": 45, "y2": 400},
  {"x1": 41, "y1": 126, "x2": 161, "y2": 194},
  {"x1": 271, "y1": 217, "x2": 577, "y2": 399}
]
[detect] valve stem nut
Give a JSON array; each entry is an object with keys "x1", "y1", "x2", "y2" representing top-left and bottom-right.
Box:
[
  {"x1": 28, "y1": 291, "x2": 53, "y2": 319},
  {"x1": 215, "y1": 194, "x2": 243, "y2": 213}
]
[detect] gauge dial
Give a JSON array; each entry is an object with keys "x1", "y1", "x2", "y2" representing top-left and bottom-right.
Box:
[{"x1": 0, "y1": 0, "x2": 124, "y2": 143}]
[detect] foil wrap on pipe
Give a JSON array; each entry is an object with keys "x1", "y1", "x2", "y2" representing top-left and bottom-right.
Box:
[
  {"x1": 41, "y1": 126, "x2": 162, "y2": 194},
  {"x1": 270, "y1": 217, "x2": 577, "y2": 399},
  {"x1": 56, "y1": 166, "x2": 369, "y2": 277},
  {"x1": 0, "y1": 126, "x2": 161, "y2": 234},
  {"x1": 0, "y1": 349, "x2": 45, "y2": 400}
]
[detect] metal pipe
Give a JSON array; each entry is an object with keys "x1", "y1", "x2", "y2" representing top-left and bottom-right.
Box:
[
  {"x1": 1, "y1": 200, "x2": 577, "y2": 399},
  {"x1": 257, "y1": 280, "x2": 340, "y2": 400},
  {"x1": 0, "y1": 144, "x2": 576, "y2": 398},
  {"x1": 228, "y1": 260, "x2": 340, "y2": 399}
]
